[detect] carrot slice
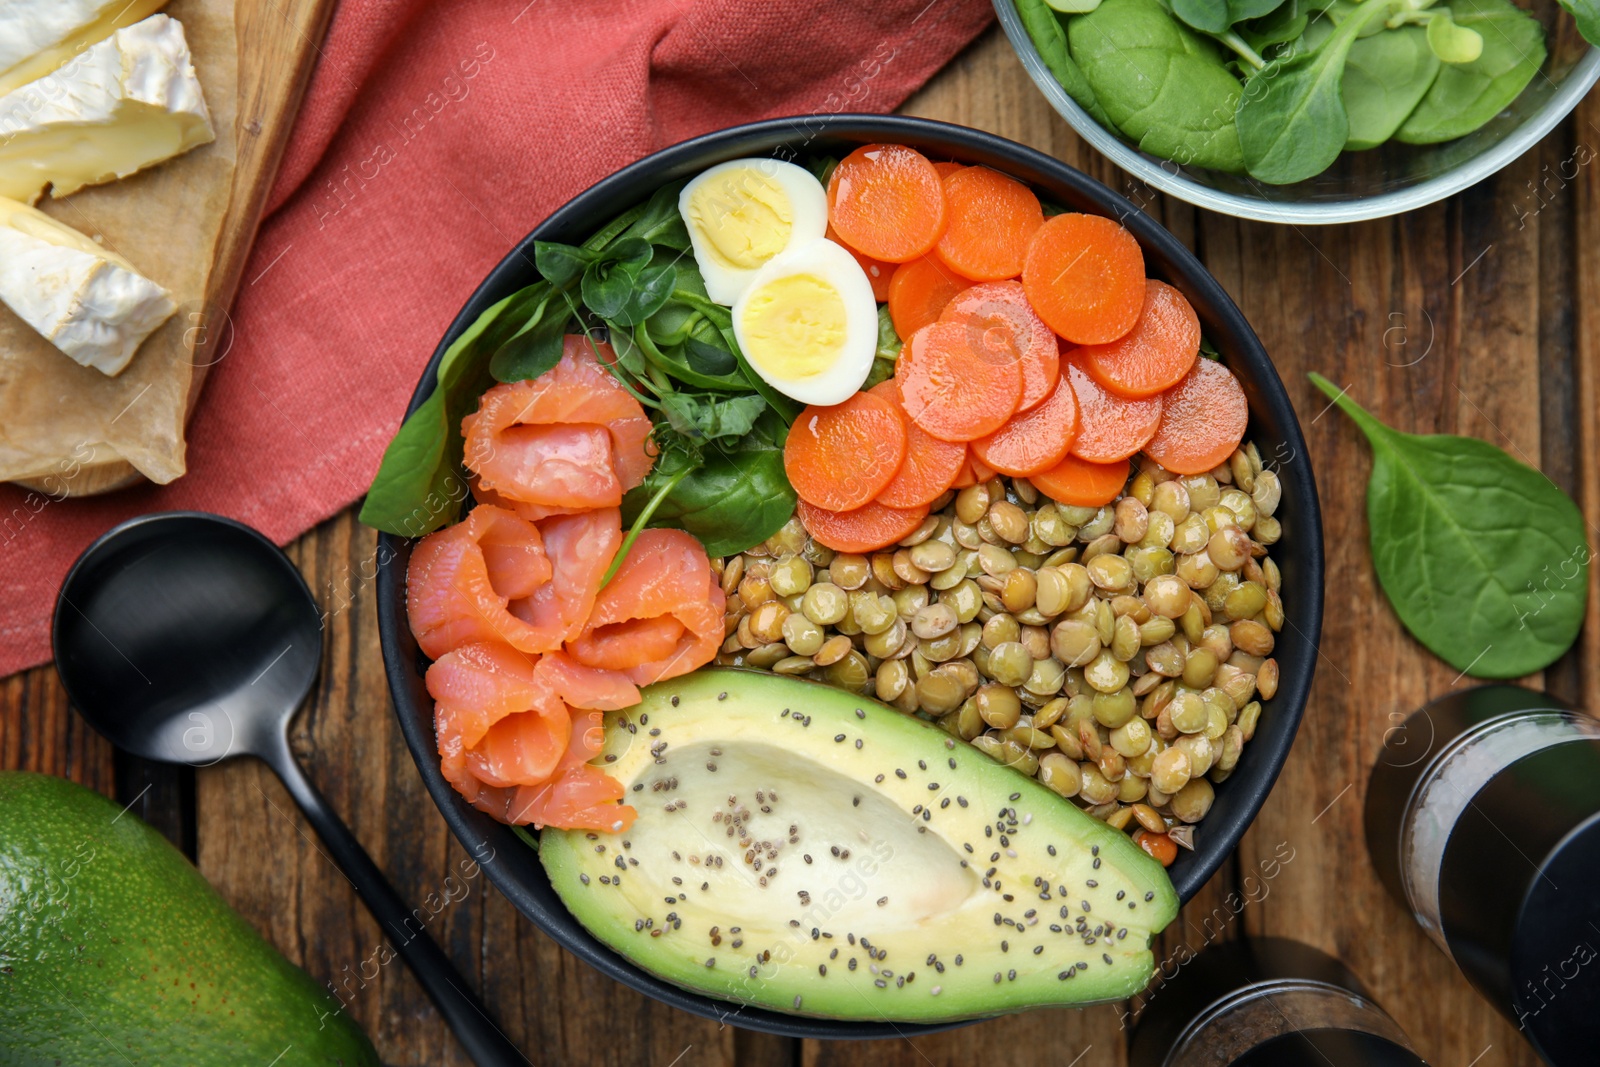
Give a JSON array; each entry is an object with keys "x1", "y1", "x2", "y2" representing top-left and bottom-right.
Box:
[
  {"x1": 932, "y1": 162, "x2": 967, "y2": 179},
  {"x1": 827, "y1": 144, "x2": 947, "y2": 264},
  {"x1": 895, "y1": 320, "x2": 1023, "y2": 443},
  {"x1": 971, "y1": 361, "x2": 1080, "y2": 477},
  {"x1": 1142, "y1": 358, "x2": 1249, "y2": 476},
  {"x1": 1022, "y1": 213, "x2": 1146, "y2": 345},
  {"x1": 940, "y1": 281, "x2": 1059, "y2": 411},
  {"x1": 829, "y1": 223, "x2": 892, "y2": 302},
  {"x1": 783, "y1": 391, "x2": 908, "y2": 511},
  {"x1": 797, "y1": 498, "x2": 930, "y2": 554},
  {"x1": 951, "y1": 451, "x2": 1002, "y2": 489},
  {"x1": 1030, "y1": 452, "x2": 1130, "y2": 507},
  {"x1": 1079, "y1": 280, "x2": 1201, "y2": 399},
  {"x1": 888, "y1": 256, "x2": 975, "y2": 341},
  {"x1": 869, "y1": 380, "x2": 968, "y2": 507},
  {"x1": 935, "y1": 166, "x2": 1045, "y2": 282},
  {"x1": 1064, "y1": 353, "x2": 1163, "y2": 462}
]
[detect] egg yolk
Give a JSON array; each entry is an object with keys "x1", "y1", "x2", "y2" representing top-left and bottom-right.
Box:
[
  {"x1": 738, "y1": 273, "x2": 847, "y2": 381},
  {"x1": 685, "y1": 168, "x2": 793, "y2": 270}
]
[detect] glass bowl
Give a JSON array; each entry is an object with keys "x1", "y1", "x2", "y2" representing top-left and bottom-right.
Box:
[{"x1": 995, "y1": 0, "x2": 1600, "y2": 223}]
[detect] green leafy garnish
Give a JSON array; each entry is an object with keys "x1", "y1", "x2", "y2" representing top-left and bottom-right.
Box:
[
  {"x1": 1310, "y1": 373, "x2": 1590, "y2": 679},
  {"x1": 362, "y1": 177, "x2": 798, "y2": 560},
  {"x1": 621, "y1": 409, "x2": 796, "y2": 559}
]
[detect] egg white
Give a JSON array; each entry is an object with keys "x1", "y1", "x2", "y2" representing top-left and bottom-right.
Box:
[
  {"x1": 678, "y1": 158, "x2": 828, "y2": 306},
  {"x1": 731, "y1": 237, "x2": 878, "y2": 408}
]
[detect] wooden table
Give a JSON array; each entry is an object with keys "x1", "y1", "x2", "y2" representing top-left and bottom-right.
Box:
[{"x1": 5, "y1": 23, "x2": 1598, "y2": 1067}]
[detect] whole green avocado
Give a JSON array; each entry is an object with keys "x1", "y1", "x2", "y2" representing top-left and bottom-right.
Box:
[{"x1": 0, "y1": 772, "x2": 378, "y2": 1066}]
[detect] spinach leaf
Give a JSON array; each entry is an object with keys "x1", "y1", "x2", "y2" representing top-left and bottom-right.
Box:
[
  {"x1": 621, "y1": 409, "x2": 797, "y2": 557},
  {"x1": 581, "y1": 238, "x2": 655, "y2": 318},
  {"x1": 1239, "y1": 0, "x2": 1333, "y2": 51},
  {"x1": 657, "y1": 392, "x2": 769, "y2": 443},
  {"x1": 1174, "y1": 0, "x2": 1233, "y2": 35},
  {"x1": 359, "y1": 291, "x2": 513, "y2": 536},
  {"x1": 533, "y1": 242, "x2": 595, "y2": 287},
  {"x1": 611, "y1": 263, "x2": 677, "y2": 327},
  {"x1": 1070, "y1": 0, "x2": 1247, "y2": 172},
  {"x1": 1236, "y1": 0, "x2": 1395, "y2": 183},
  {"x1": 620, "y1": 183, "x2": 691, "y2": 251},
  {"x1": 1395, "y1": 0, "x2": 1544, "y2": 144},
  {"x1": 489, "y1": 313, "x2": 568, "y2": 383},
  {"x1": 1310, "y1": 373, "x2": 1590, "y2": 679},
  {"x1": 1229, "y1": 0, "x2": 1287, "y2": 22},
  {"x1": 1340, "y1": 25, "x2": 1440, "y2": 150},
  {"x1": 1017, "y1": 0, "x2": 1116, "y2": 127},
  {"x1": 1557, "y1": 0, "x2": 1600, "y2": 47}
]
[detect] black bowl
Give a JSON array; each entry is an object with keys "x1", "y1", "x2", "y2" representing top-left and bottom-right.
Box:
[{"x1": 376, "y1": 115, "x2": 1325, "y2": 1039}]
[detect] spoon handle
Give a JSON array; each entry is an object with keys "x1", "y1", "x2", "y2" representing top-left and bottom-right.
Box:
[{"x1": 263, "y1": 738, "x2": 528, "y2": 1067}]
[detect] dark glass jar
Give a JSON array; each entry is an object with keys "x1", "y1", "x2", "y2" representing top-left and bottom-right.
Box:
[
  {"x1": 1129, "y1": 938, "x2": 1425, "y2": 1066},
  {"x1": 1365, "y1": 684, "x2": 1600, "y2": 1067}
]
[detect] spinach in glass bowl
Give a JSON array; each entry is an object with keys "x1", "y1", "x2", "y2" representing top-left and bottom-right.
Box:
[{"x1": 1001, "y1": 0, "x2": 1600, "y2": 222}]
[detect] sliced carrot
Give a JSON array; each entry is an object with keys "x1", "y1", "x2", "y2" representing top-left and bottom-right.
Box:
[
  {"x1": 969, "y1": 453, "x2": 997, "y2": 482},
  {"x1": 1142, "y1": 358, "x2": 1249, "y2": 476},
  {"x1": 1029, "y1": 452, "x2": 1130, "y2": 508},
  {"x1": 1134, "y1": 829, "x2": 1178, "y2": 867},
  {"x1": 888, "y1": 256, "x2": 975, "y2": 341},
  {"x1": 828, "y1": 223, "x2": 892, "y2": 302},
  {"x1": 797, "y1": 498, "x2": 930, "y2": 554},
  {"x1": 932, "y1": 162, "x2": 967, "y2": 179},
  {"x1": 940, "y1": 281, "x2": 1059, "y2": 411},
  {"x1": 1022, "y1": 213, "x2": 1146, "y2": 345},
  {"x1": 895, "y1": 320, "x2": 1023, "y2": 443},
  {"x1": 1064, "y1": 354, "x2": 1163, "y2": 462},
  {"x1": 827, "y1": 144, "x2": 947, "y2": 264},
  {"x1": 935, "y1": 166, "x2": 1045, "y2": 282},
  {"x1": 1079, "y1": 280, "x2": 1201, "y2": 399},
  {"x1": 869, "y1": 380, "x2": 968, "y2": 507},
  {"x1": 783, "y1": 391, "x2": 908, "y2": 512},
  {"x1": 971, "y1": 360, "x2": 1080, "y2": 477}
]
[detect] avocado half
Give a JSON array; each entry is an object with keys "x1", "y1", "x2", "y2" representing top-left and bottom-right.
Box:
[{"x1": 540, "y1": 669, "x2": 1178, "y2": 1021}]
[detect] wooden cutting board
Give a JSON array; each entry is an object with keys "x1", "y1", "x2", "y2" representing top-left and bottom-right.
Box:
[{"x1": 13, "y1": 0, "x2": 338, "y2": 497}]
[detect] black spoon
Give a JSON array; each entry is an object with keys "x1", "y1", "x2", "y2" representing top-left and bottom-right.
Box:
[{"x1": 52, "y1": 511, "x2": 525, "y2": 1067}]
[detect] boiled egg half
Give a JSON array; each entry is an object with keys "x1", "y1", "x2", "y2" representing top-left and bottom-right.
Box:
[
  {"x1": 679, "y1": 158, "x2": 827, "y2": 305},
  {"x1": 732, "y1": 237, "x2": 878, "y2": 407}
]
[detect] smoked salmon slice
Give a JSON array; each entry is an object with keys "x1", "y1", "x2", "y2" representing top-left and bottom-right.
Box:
[
  {"x1": 462, "y1": 335, "x2": 654, "y2": 509},
  {"x1": 504, "y1": 710, "x2": 636, "y2": 832},
  {"x1": 426, "y1": 641, "x2": 544, "y2": 749},
  {"x1": 469, "y1": 475, "x2": 583, "y2": 523},
  {"x1": 509, "y1": 508, "x2": 622, "y2": 644},
  {"x1": 406, "y1": 504, "x2": 558, "y2": 659},
  {"x1": 567, "y1": 528, "x2": 725, "y2": 686},
  {"x1": 534, "y1": 649, "x2": 639, "y2": 710}
]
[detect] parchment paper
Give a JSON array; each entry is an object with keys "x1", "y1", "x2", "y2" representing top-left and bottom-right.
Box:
[{"x1": 0, "y1": 0, "x2": 237, "y2": 486}]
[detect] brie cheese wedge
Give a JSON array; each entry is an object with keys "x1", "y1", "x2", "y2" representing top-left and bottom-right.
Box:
[
  {"x1": 0, "y1": 13, "x2": 213, "y2": 204},
  {"x1": 0, "y1": 196, "x2": 176, "y2": 376},
  {"x1": 0, "y1": 0, "x2": 168, "y2": 97}
]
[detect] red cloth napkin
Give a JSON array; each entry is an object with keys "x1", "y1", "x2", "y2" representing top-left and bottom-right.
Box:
[{"x1": 0, "y1": 0, "x2": 993, "y2": 677}]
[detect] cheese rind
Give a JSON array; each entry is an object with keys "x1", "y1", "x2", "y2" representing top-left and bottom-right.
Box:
[
  {"x1": 0, "y1": 13, "x2": 213, "y2": 203},
  {"x1": 0, "y1": 0, "x2": 169, "y2": 98},
  {"x1": 0, "y1": 196, "x2": 176, "y2": 376}
]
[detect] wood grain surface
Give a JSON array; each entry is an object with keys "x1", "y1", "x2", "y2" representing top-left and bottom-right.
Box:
[{"x1": 4, "y1": 22, "x2": 1598, "y2": 1067}]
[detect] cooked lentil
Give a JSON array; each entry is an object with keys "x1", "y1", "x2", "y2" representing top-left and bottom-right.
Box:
[{"x1": 713, "y1": 443, "x2": 1287, "y2": 848}]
